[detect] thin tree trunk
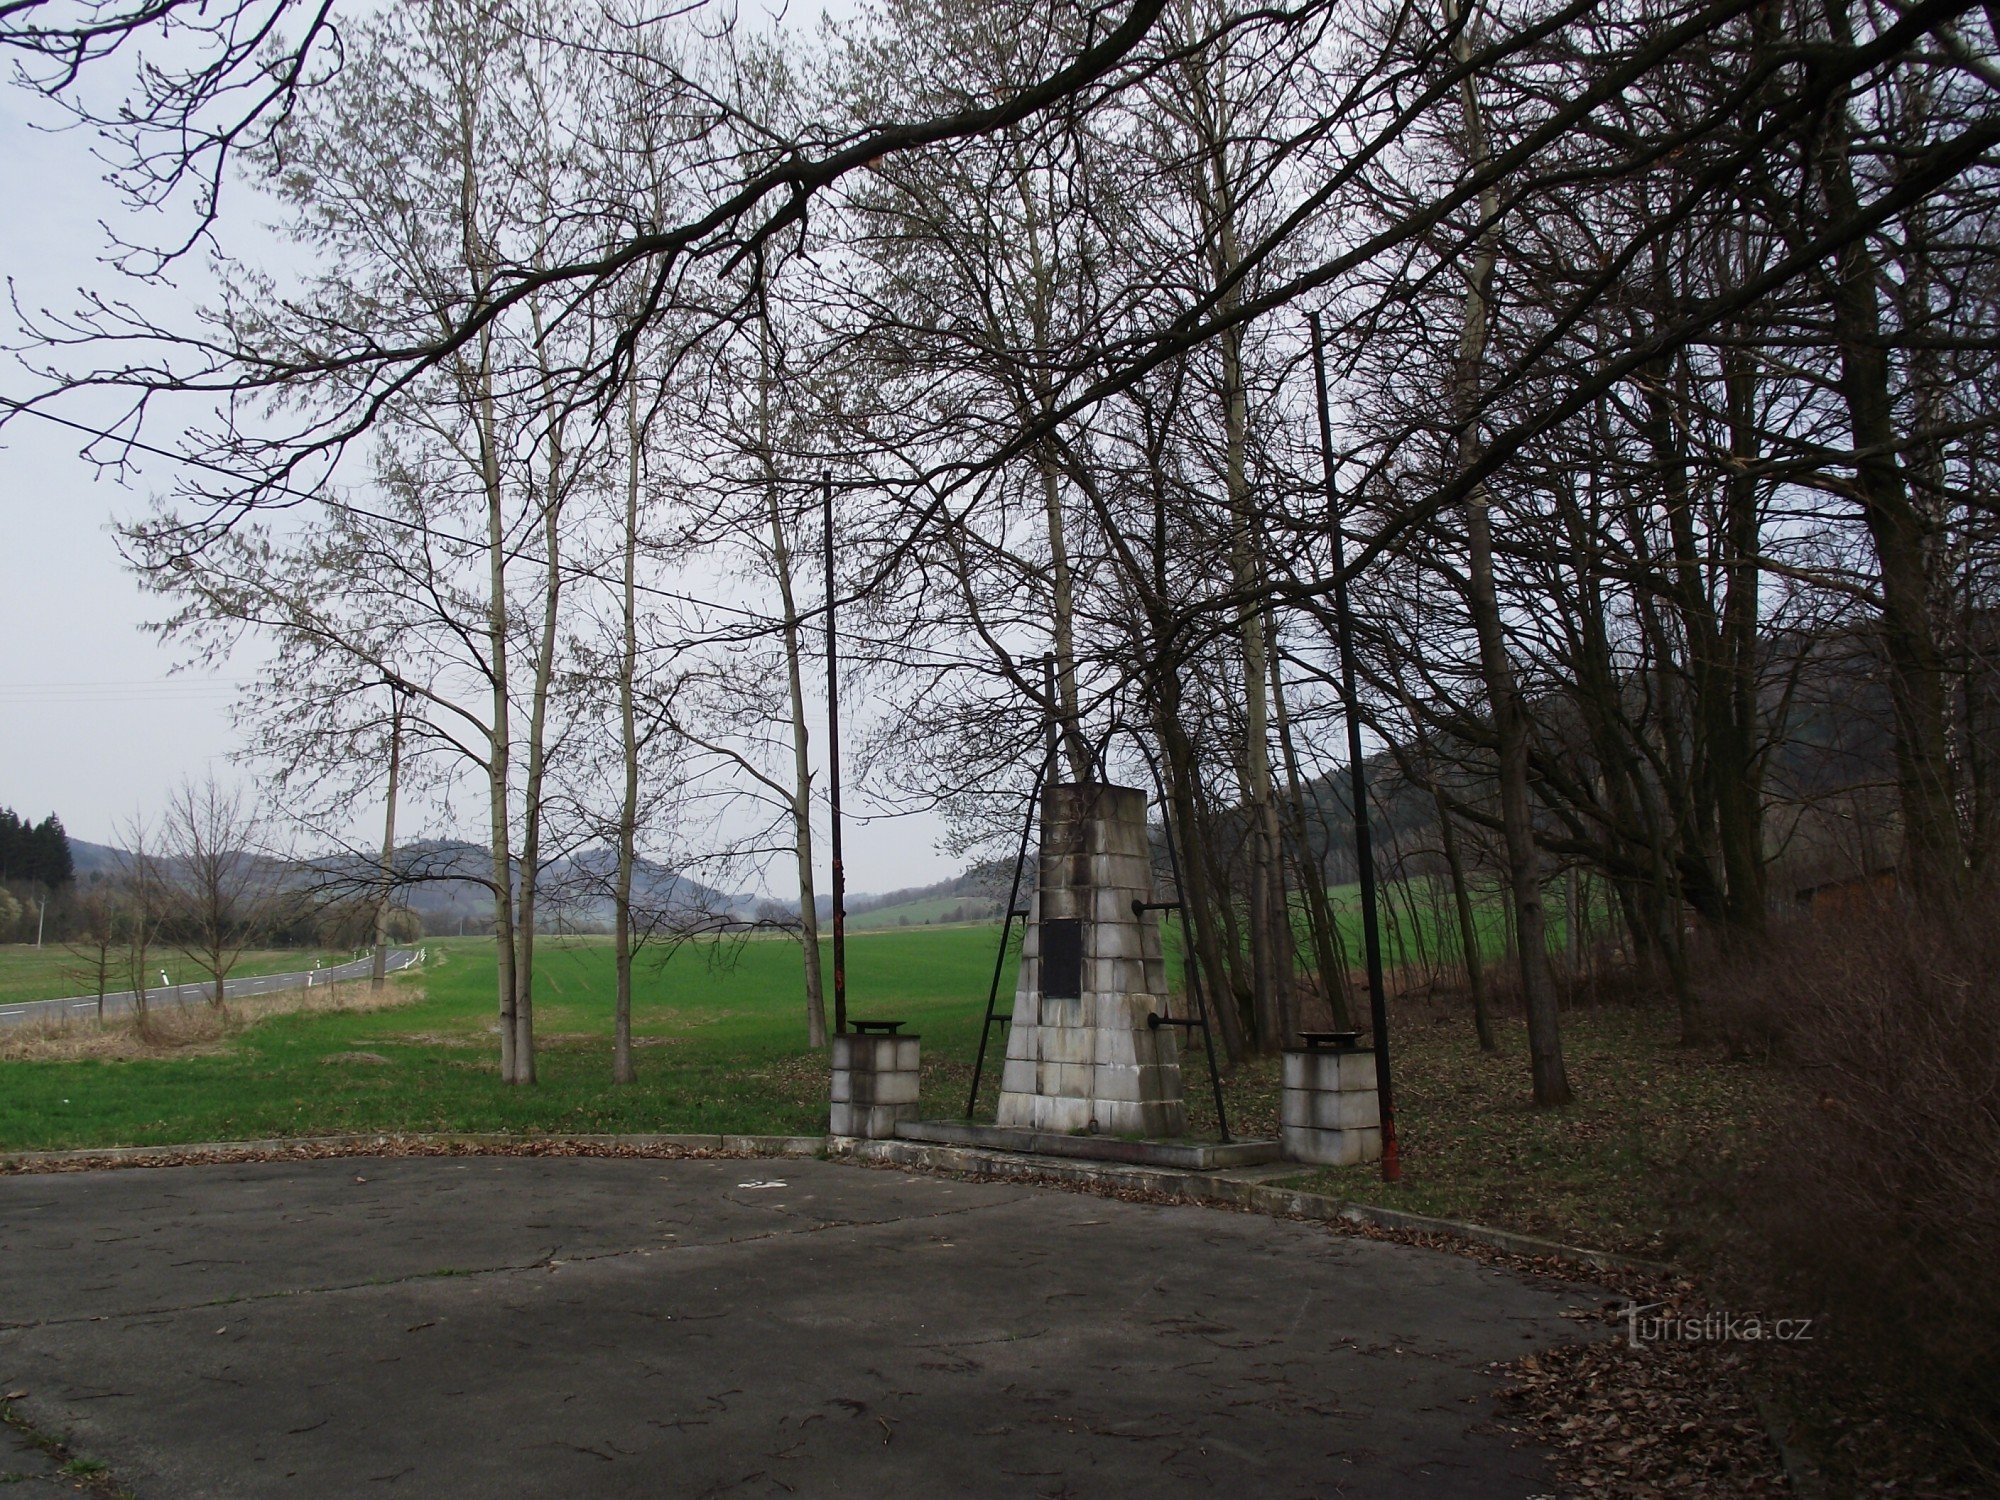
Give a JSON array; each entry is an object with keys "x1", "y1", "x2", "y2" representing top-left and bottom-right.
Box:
[
  {"x1": 512, "y1": 428, "x2": 567, "y2": 1088},
  {"x1": 613, "y1": 379, "x2": 642, "y2": 1085},
  {"x1": 372, "y1": 694, "x2": 402, "y2": 991},
  {"x1": 478, "y1": 338, "x2": 519, "y2": 1085},
  {"x1": 760, "y1": 317, "x2": 828, "y2": 1050},
  {"x1": 1006, "y1": 141, "x2": 1093, "y2": 783},
  {"x1": 1158, "y1": 697, "x2": 1248, "y2": 1064},
  {"x1": 1270, "y1": 635, "x2": 1354, "y2": 1029},
  {"x1": 1040, "y1": 452, "x2": 1092, "y2": 780},
  {"x1": 1447, "y1": 0, "x2": 1570, "y2": 1104},
  {"x1": 1442, "y1": 800, "x2": 1498, "y2": 1049},
  {"x1": 1818, "y1": 0, "x2": 1965, "y2": 899}
]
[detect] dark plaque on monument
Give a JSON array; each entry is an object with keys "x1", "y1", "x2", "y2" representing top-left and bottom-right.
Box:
[{"x1": 1039, "y1": 917, "x2": 1083, "y2": 999}]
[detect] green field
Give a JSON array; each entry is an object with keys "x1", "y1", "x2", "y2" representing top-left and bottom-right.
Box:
[
  {"x1": 0, "y1": 928, "x2": 1012, "y2": 1151},
  {"x1": 845, "y1": 895, "x2": 1001, "y2": 931},
  {"x1": 0, "y1": 944, "x2": 358, "y2": 1007},
  {"x1": 0, "y1": 921, "x2": 1770, "y2": 1259}
]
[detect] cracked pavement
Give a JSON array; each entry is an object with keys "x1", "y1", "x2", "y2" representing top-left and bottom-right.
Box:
[{"x1": 0, "y1": 1155, "x2": 1599, "y2": 1496}]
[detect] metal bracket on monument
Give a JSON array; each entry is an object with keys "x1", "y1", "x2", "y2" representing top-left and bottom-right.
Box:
[{"x1": 1135, "y1": 900, "x2": 1202, "y2": 1032}]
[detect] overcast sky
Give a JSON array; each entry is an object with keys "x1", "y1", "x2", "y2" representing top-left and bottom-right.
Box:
[{"x1": 0, "y1": 9, "x2": 957, "y2": 895}]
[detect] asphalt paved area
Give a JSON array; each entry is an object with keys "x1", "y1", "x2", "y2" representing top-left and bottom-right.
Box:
[{"x1": 0, "y1": 1156, "x2": 1599, "y2": 1497}]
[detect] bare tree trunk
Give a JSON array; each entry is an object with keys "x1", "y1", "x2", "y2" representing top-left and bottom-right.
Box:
[
  {"x1": 1039, "y1": 451, "x2": 1093, "y2": 780},
  {"x1": 613, "y1": 379, "x2": 642, "y2": 1085},
  {"x1": 1270, "y1": 633, "x2": 1353, "y2": 1029},
  {"x1": 1818, "y1": 0, "x2": 1965, "y2": 900},
  {"x1": 1447, "y1": 0, "x2": 1571, "y2": 1104},
  {"x1": 1156, "y1": 692, "x2": 1248, "y2": 1064},
  {"x1": 1432, "y1": 773, "x2": 1496, "y2": 1051},
  {"x1": 759, "y1": 321, "x2": 828, "y2": 1050},
  {"x1": 1224, "y1": 325, "x2": 1288, "y2": 1052},
  {"x1": 476, "y1": 334, "x2": 520, "y2": 1084},
  {"x1": 371, "y1": 694, "x2": 402, "y2": 991},
  {"x1": 1005, "y1": 143, "x2": 1093, "y2": 782},
  {"x1": 511, "y1": 425, "x2": 567, "y2": 1087}
]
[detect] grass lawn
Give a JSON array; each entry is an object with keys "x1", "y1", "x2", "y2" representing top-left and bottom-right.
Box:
[
  {"x1": 0, "y1": 924, "x2": 1777, "y2": 1264},
  {"x1": 1261, "y1": 1006, "x2": 1784, "y2": 1260},
  {"x1": 0, "y1": 928, "x2": 1011, "y2": 1151},
  {"x1": 846, "y1": 895, "x2": 1000, "y2": 930},
  {"x1": 0, "y1": 944, "x2": 358, "y2": 1007}
]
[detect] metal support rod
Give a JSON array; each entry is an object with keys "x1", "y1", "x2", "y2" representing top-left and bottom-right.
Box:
[
  {"x1": 965, "y1": 738, "x2": 1060, "y2": 1117},
  {"x1": 1311, "y1": 313, "x2": 1400, "y2": 1182},
  {"x1": 823, "y1": 471, "x2": 847, "y2": 1037},
  {"x1": 1131, "y1": 734, "x2": 1231, "y2": 1144}
]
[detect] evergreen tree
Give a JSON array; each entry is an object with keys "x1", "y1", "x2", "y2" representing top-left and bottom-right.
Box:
[
  {"x1": 32, "y1": 815, "x2": 75, "y2": 888},
  {"x1": 0, "y1": 808, "x2": 78, "y2": 888},
  {"x1": 0, "y1": 808, "x2": 21, "y2": 881}
]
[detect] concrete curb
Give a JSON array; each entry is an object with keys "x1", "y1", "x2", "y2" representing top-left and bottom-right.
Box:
[
  {"x1": 0, "y1": 1131, "x2": 828, "y2": 1171},
  {"x1": 1, "y1": 1130, "x2": 1663, "y2": 1276},
  {"x1": 829, "y1": 1137, "x2": 1669, "y2": 1275}
]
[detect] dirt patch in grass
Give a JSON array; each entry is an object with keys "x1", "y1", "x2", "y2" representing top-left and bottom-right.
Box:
[
  {"x1": 527, "y1": 1032, "x2": 691, "y2": 1052},
  {"x1": 0, "y1": 983, "x2": 426, "y2": 1063},
  {"x1": 382, "y1": 1030, "x2": 484, "y2": 1048}
]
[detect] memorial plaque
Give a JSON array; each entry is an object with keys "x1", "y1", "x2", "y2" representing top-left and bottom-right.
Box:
[{"x1": 1040, "y1": 917, "x2": 1083, "y2": 999}]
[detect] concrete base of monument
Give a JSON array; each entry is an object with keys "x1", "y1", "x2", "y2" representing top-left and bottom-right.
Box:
[{"x1": 892, "y1": 1118, "x2": 1280, "y2": 1170}]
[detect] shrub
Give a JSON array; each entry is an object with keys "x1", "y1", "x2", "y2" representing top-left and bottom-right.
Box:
[{"x1": 1708, "y1": 889, "x2": 2000, "y2": 1485}]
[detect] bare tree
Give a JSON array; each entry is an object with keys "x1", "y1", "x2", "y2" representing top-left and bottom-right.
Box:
[{"x1": 158, "y1": 775, "x2": 279, "y2": 1010}]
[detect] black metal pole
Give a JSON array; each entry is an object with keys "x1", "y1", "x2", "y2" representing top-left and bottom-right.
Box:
[
  {"x1": 965, "y1": 738, "x2": 1060, "y2": 1117},
  {"x1": 1310, "y1": 313, "x2": 1400, "y2": 1183},
  {"x1": 823, "y1": 471, "x2": 847, "y2": 1037},
  {"x1": 1130, "y1": 734, "x2": 1231, "y2": 1144}
]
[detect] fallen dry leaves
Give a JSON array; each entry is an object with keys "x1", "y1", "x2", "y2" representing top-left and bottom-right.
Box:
[{"x1": 1497, "y1": 1328, "x2": 1792, "y2": 1496}]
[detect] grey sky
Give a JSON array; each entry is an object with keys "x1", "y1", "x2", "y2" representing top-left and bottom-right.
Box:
[{"x1": 0, "y1": 10, "x2": 956, "y2": 895}]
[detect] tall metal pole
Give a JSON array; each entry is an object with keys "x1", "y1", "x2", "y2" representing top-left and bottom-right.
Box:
[
  {"x1": 823, "y1": 471, "x2": 848, "y2": 1036},
  {"x1": 1310, "y1": 313, "x2": 1400, "y2": 1183}
]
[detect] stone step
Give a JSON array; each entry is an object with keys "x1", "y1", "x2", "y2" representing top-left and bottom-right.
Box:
[{"x1": 893, "y1": 1119, "x2": 1280, "y2": 1171}]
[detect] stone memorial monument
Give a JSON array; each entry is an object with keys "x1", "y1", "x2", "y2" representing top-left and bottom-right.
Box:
[{"x1": 996, "y1": 782, "x2": 1188, "y2": 1138}]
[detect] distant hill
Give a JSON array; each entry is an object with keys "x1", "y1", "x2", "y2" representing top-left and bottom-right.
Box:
[
  {"x1": 69, "y1": 838, "x2": 125, "y2": 879},
  {"x1": 810, "y1": 860, "x2": 1011, "y2": 929},
  {"x1": 60, "y1": 834, "x2": 745, "y2": 935},
  {"x1": 347, "y1": 839, "x2": 746, "y2": 934}
]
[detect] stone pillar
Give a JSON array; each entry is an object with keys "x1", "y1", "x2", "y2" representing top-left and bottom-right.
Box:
[
  {"x1": 830, "y1": 1032, "x2": 921, "y2": 1139},
  {"x1": 997, "y1": 782, "x2": 1187, "y2": 1138},
  {"x1": 1281, "y1": 1046, "x2": 1382, "y2": 1166}
]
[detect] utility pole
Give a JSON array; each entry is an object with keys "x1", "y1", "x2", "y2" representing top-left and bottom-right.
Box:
[
  {"x1": 823, "y1": 471, "x2": 848, "y2": 1036},
  {"x1": 1311, "y1": 312, "x2": 1401, "y2": 1183}
]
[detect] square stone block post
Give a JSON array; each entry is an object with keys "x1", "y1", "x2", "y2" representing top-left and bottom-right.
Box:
[
  {"x1": 829, "y1": 1034, "x2": 921, "y2": 1139},
  {"x1": 1281, "y1": 1047, "x2": 1381, "y2": 1166}
]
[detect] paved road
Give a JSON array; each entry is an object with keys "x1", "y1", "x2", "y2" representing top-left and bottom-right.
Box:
[
  {"x1": 0, "y1": 948, "x2": 421, "y2": 1030},
  {"x1": 0, "y1": 1155, "x2": 1604, "y2": 1497}
]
